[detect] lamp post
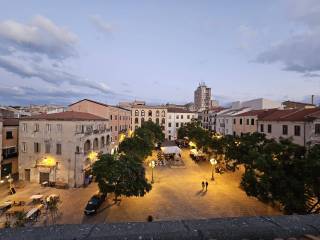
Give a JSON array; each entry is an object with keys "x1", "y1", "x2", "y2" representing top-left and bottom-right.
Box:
[
  {"x1": 149, "y1": 160, "x2": 155, "y2": 184},
  {"x1": 210, "y1": 158, "x2": 217, "y2": 181}
]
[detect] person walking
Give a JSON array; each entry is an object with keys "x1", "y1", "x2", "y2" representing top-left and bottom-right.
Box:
[
  {"x1": 205, "y1": 181, "x2": 208, "y2": 191},
  {"x1": 201, "y1": 181, "x2": 205, "y2": 191}
]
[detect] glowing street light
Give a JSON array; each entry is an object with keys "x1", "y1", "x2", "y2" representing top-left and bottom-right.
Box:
[
  {"x1": 210, "y1": 158, "x2": 217, "y2": 181},
  {"x1": 149, "y1": 160, "x2": 156, "y2": 184}
]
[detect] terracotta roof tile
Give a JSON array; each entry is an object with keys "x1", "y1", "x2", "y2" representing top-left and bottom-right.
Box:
[
  {"x1": 21, "y1": 111, "x2": 107, "y2": 121},
  {"x1": 260, "y1": 108, "x2": 320, "y2": 122}
]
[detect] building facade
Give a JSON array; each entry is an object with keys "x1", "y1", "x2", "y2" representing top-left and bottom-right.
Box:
[
  {"x1": 194, "y1": 83, "x2": 211, "y2": 111},
  {"x1": 257, "y1": 108, "x2": 320, "y2": 146},
  {"x1": 68, "y1": 99, "x2": 131, "y2": 152},
  {"x1": 0, "y1": 120, "x2": 2, "y2": 178},
  {"x1": 1, "y1": 118, "x2": 19, "y2": 179},
  {"x1": 167, "y1": 108, "x2": 197, "y2": 140},
  {"x1": 18, "y1": 112, "x2": 110, "y2": 187},
  {"x1": 131, "y1": 105, "x2": 168, "y2": 138},
  {"x1": 231, "y1": 98, "x2": 282, "y2": 110}
]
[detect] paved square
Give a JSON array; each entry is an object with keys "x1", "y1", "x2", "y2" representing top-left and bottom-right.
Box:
[{"x1": 0, "y1": 149, "x2": 280, "y2": 226}]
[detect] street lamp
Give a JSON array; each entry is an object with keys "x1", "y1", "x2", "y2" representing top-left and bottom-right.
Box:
[
  {"x1": 149, "y1": 160, "x2": 155, "y2": 184},
  {"x1": 210, "y1": 158, "x2": 217, "y2": 181}
]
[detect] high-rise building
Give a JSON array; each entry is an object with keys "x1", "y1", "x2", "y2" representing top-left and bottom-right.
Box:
[{"x1": 194, "y1": 83, "x2": 212, "y2": 111}]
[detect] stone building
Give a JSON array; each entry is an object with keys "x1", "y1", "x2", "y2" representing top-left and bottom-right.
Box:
[
  {"x1": 167, "y1": 108, "x2": 197, "y2": 140},
  {"x1": 68, "y1": 99, "x2": 131, "y2": 153},
  {"x1": 18, "y1": 111, "x2": 110, "y2": 187},
  {"x1": 1, "y1": 118, "x2": 19, "y2": 179},
  {"x1": 194, "y1": 83, "x2": 212, "y2": 111}
]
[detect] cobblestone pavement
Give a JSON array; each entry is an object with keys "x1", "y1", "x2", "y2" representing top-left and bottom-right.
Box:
[{"x1": 0, "y1": 149, "x2": 280, "y2": 226}]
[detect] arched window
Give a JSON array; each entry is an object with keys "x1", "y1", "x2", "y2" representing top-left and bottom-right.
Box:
[
  {"x1": 156, "y1": 118, "x2": 160, "y2": 125},
  {"x1": 156, "y1": 110, "x2": 160, "y2": 117},
  {"x1": 93, "y1": 138, "x2": 99, "y2": 150},
  {"x1": 161, "y1": 118, "x2": 165, "y2": 125},
  {"x1": 161, "y1": 110, "x2": 165, "y2": 117},
  {"x1": 135, "y1": 110, "x2": 139, "y2": 116},
  {"x1": 148, "y1": 118, "x2": 152, "y2": 122},
  {"x1": 101, "y1": 136, "x2": 105, "y2": 148},
  {"x1": 148, "y1": 110, "x2": 152, "y2": 117},
  {"x1": 106, "y1": 135, "x2": 110, "y2": 144},
  {"x1": 84, "y1": 140, "x2": 91, "y2": 153},
  {"x1": 141, "y1": 118, "x2": 145, "y2": 124},
  {"x1": 135, "y1": 117, "x2": 139, "y2": 124},
  {"x1": 141, "y1": 110, "x2": 145, "y2": 116}
]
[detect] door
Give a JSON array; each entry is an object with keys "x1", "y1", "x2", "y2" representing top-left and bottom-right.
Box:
[
  {"x1": 25, "y1": 169, "x2": 30, "y2": 181},
  {"x1": 39, "y1": 172, "x2": 49, "y2": 184}
]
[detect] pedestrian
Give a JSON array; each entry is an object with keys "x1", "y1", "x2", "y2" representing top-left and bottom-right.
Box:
[
  {"x1": 201, "y1": 181, "x2": 205, "y2": 191},
  {"x1": 205, "y1": 181, "x2": 208, "y2": 191}
]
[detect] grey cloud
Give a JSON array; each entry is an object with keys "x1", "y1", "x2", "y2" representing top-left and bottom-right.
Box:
[
  {"x1": 90, "y1": 15, "x2": 114, "y2": 34},
  {"x1": 0, "y1": 55, "x2": 111, "y2": 94},
  {"x1": 0, "y1": 15, "x2": 77, "y2": 60}
]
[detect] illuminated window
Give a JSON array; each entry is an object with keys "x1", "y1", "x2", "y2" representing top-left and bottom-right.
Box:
[{"x1": 141, "y1": 110, "x2": 145, "y2": 116}]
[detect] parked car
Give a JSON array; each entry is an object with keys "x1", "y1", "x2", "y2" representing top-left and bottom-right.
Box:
[{"x1": 84, "y1": 193, "x2": 106, "y2": 215}]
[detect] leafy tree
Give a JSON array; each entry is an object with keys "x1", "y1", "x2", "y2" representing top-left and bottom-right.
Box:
[
  {"x1": 119, "y1": 136, "x2": 152, "y2": 160},
  {"x1": 47, "y1": 196, "x2": 61, "y2": 225},
  {"x1": 93, "y1": 154, "x2": 152, "y2": 202},
  {"x1": 136, "y1": 120, "x2": 165, "y2": 144}
]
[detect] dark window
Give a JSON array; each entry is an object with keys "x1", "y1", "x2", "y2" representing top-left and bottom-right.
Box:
[
  {"x1": 251, "y1": 119, "x2": 255, "y2": 125},
  {"x1": 240, "y1": 118, "x2": 243, "y2": 125},
  {"x1": 135, "y1": 118, "x2": 138, "y2": 124},
  {"x1": 6, "y1": 131, "x2": 13, "y2": 139},
  {"x1": 34, "y1": 142, "x2": 41, "y2": 153},
  {"x1": 294, "y1": 125, "x2": 301, "y2": 136},
  {"x1": 168, "y1": 122, "x2": 171, "y2": 127},
  {"x1": 315, "y1": 124, "x2": 320, "y2": 134},
  {"x1": 56, "y1": 143, "x2": 62, "y2": 155},
  {"x1": 233, "y1": 119, "x2": 236, "y2": 124},
  {"x1": 181, "y1": 115, "x2": 183, "y2": 119},
  {"x1": 176, "y1": 123, "x2": 179, "y2": 127},
  {"x1": 267, "y1": 124, "x2": 272, "y2": 133},
  {"x1": 260, "y1": 124, "x2": 264, "y2": 133},
  {"x1": 187, "y1": 115, "x2": 190, "y2": 119},
  {"x1": 282, "y1": 125, "x2": 288, "y2": 135},
  {"x1": 246, "y1": 119, "x2": 249, "y2": 125},
  {"x1": 45, "y1": 143, "x2": 50, "y2": 153},
  {"x1": 110, "y1": 115, "x2": 113, "y2": 120}
]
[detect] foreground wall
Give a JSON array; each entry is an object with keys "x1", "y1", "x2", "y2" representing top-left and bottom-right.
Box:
[{"x1": 0, "y1": 214, "x2": 319, "y2": 240}]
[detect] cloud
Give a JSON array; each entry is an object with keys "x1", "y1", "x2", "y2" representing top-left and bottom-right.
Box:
[
  {"x1": 89, "y1": 15, "x2": 114, "y2": 34},
  {"x1": 237, "y1": 25, "x2": 258, "y2": 50},
  {"x1": 0, "y1": 54, "x2": 111, "y2": 94},
  {"x1": 0, "y1": 15, "x2": 77, "y2": 60},
  {"x1": 255, "y1": 1, "x2": 320, "y2": 75}
]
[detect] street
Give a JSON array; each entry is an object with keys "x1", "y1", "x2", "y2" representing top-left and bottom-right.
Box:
[{"x1": 0, "y1": 149, "x2": 280, "y2": 226}]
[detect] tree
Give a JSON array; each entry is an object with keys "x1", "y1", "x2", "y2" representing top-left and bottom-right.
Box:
[
  {"x1": 136, "y1": 120, "x2": 165, "y2": 144},
  {"x1": 119, "y1": 136, "x2": 152, "y2": 160},
  {"x1": 93, "y1": 154, "x2": 152, "y2": 203},
  {"x1": 47, "y1": 196, "x2": 61, "y2": 225}
]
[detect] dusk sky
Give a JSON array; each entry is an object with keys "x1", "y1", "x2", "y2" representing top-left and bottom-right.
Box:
[{"x1": 0, "y1": 0, "x2": 319, "y2": 106}]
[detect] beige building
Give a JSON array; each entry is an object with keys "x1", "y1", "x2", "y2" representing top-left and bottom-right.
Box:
[
  {"x1": 131, "y1": 105, "x2": 168, "y2": 138},
  {"x1": 19, "y1": 111, "x2": 110, "y2": 187},
  {"x1": 1, "y1": 118, "x2": 19, "y2": 179},
  {"x1": 233, "y1": 109, "x2": 277, "y2": 136},
  {"x1": 258, "y1": 108, "x2": 320, "y2": 146},
  {"x1": 0, "y1": 120, "x2": 2, "y2": 178},
  {"x1": 167, "y1": 108, "x2": 197, "y2": 140},
  {"x1": 194, "y1": 83, "x2": 212, "y2": 111},
  {"x1": 68, "y1": 99, "x2": 131, "y2": 152}
]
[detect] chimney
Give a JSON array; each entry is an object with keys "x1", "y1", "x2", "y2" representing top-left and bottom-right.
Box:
[{"x1": 311, "y1": 95, "x2": 314, "y2": 105}]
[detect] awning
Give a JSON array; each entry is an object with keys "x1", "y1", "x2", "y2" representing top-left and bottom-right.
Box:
[{"x1": 160, "y1": 146, "x2": 181, "y2": 155}]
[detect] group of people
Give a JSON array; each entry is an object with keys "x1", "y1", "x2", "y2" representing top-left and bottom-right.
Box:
[{"x1": 201, "y1": 181, "x2": 209, "y2": 191}]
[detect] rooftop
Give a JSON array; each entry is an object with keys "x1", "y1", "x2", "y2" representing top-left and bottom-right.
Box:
[
  {"x1": 21, "y1": 111, "x2": 107, "y2": 121},
  {"x1": 260, "y1": 108, "x2": 320, "y2": 122},
  {"x1": 69, "y1": 99, "x2": 130, "y2": 112},
  {"x1": 2, "y1": 118, "x2": 19, "y2": 126},
  {"x1": 235, "y1": 109, "x2": 278, "y2": 118},
  {"x1": 167, "y1": 107, "x2": 196, "y2": 113}
]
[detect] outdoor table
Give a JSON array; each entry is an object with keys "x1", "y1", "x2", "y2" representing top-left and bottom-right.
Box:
[
  {"x1": 26, "y1": 204, "x2": 43, "y2": 220},
  {"x1": 30, "y1": 195, "x2": 43, "y2": 204}
]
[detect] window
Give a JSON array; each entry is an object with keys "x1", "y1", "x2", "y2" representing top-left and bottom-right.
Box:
[
  {"x1": 135, "y1": 110, "x2": 139, "y2": 116},
  {"x1": 233, "y1": 119, "x2": 236, "y2": 124},
  {"x1": 22, "y1": 142, "x2": 27, "y2": 153},
  {"x1": 161, "y1": 118, "x2": 165, "y2": 124},
  {"x1": 181, "y1": 115, "x2": 183, "y2": 119},
  {"x1": 267, "y1": 124, "x2": 272, "y2": 133},
  {"x1": 176, "y1": 115, "x2": 179, "y2": 119},
  {"x1": 251, "y1": 119, "x2": 255, "y2": 125},
  {"x1": 110, "y1": 115, "x2": 113, "y2": 120},
  {"x1": 316, "y1": 124, "x2": 320, "y2": 134},
  {"x1": 156, "y1": 118, "x2": 160, "y2": 125},
  {"x1": 45, "y1": 142, "x2": 51, "y2": 153},
  {"x1": 240, "y1": 118, "x2": 243, "y2": 125},
  {"x1": 294, "y1": 125, "x2": 301, "y2": 136},
  {"x1": 57, "y1": 124, "x2": 62, "y2": 132},
  {"x1": 135, "y1": 118, "x2": 138, "y2": 124},
  {"x1": 187, "y1": 115, "x2": 190, "y2": 119},
  {"x1": 22, "y1": 123, "x2": 27, "y2": 132},
  {"x1": 141, "y1": 110, "x2": 145, "y2": 116},
  {"x1": 115, "y1": 115, "x2": 117, "y2": 120},
  {"x1": 148, "y1": 110, "x2": 152, "y2": 117},
  {"x1": 176, "y1": 123, "x2": 179, "y2": 127},
  {"x1": 282, "y1": 125, "x2": 288, "y2": 135},
  {"x1": 161, "y1": 110, "x2": 165, "y2": 117},
  {"x1": 246, "y1": 119, "x2": 249, "y2": 125},
  {"x1": 46, "y1": 124, "x2": 51, "y2": 132},
  {"x1": 156, "y1": 110, "x2": 160, "y2": 117},
  {"x1": 34, "y1": 123, "x2": 39, "y2": 132},
  {"x1": 6, "y1": 131, "x2": 13, "y2": 139},
  {"x1": 260, "y1": 124, "x2": 264, "y2": 133},
  {"x1": 141, "y1": 118, "x2": 145, "y2": 123},
  {"x1": 34, "y1": 142, "x2": 41, "y2": 153},
  {"x1": 110, "y1": 126, "x2": 112, "y2": 131},
  {"x1": 56, "y1": 143, "x2": 62, "y2": 155},
  {"x1": 115, "y1": 126, "x2": 118, "y2": 131}
]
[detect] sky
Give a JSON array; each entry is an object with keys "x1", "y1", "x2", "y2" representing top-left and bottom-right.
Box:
[{"x1": 0, "y1": 0, "x2": 319, "y2": 106}]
